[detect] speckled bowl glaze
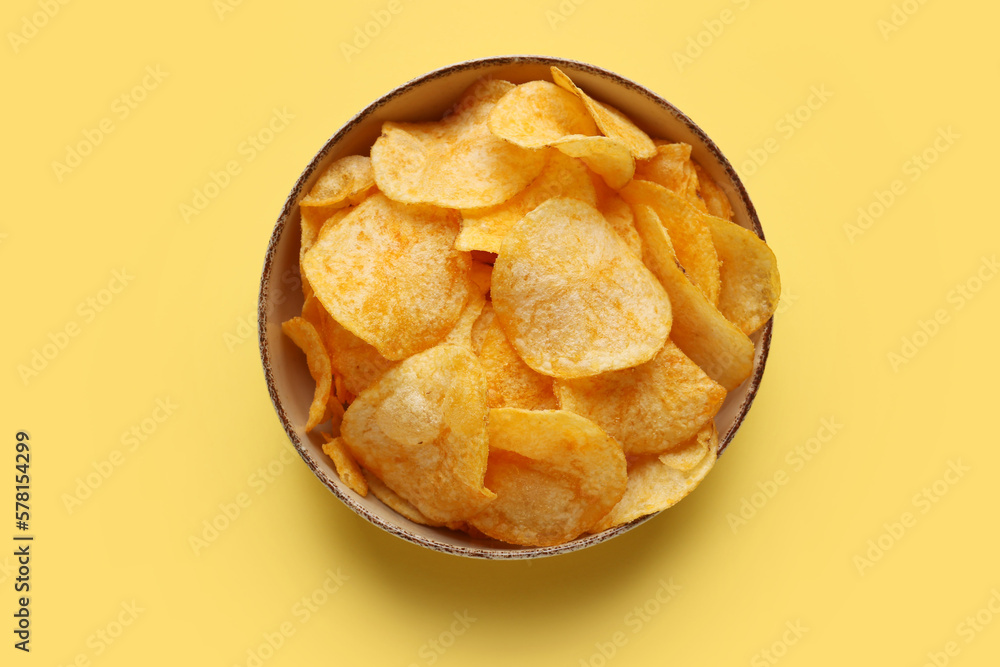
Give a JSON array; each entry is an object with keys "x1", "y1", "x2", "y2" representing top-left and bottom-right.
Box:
[{"x1": 259, "y1": 55, "x2": 772, "y2": 559}]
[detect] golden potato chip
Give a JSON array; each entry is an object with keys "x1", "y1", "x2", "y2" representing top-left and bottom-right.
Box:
[
  {"x1": 555, "y1": 341, "x2": 726, "y2": 456},
  {"x1": 592, "y1": 177, "x2": 642, "y2": 257},
  {"x1": 704, "y1": 214, "x2": 781, "y2": 335},
  {"x1": 456, "y1": 150, "x2": 597, "y2": 253},
  {"x1": 550, "y1": 66, "x2": 656, "y2": 160},
  {"x1": 487, "y1": 79, "x2": 598, "y2": 148},
  {"x1": 322, "y1": 316, "x2": 396, "y2": 397},
  {"x1": 658, "y1": 419, "x2": 717, "y2": 472},
  {"x1": 361, "y1": 469, "x2": 442, "y2": 527},
  {"x1": 321, "y1": 434, "x2": 367, "y2": 496},
  {"x1": 371, "y1": 78, "x2": 547, "y2": 208},
  {"x1": 470, "y1": 408, "x2": 627, "y2": 546},
  {"x1": 621, "y1": 179, "x2": 720, "y2": 305},
  {"x1": 281, "y1": 317, "x2": 332, "y2": 432},
  {"x1": 590, "y1": 431, "x2": 717, "y2": 532},
  {"x1": 301, "y1": 155, "x2": 376, "y2": 209},
  {"x1": 693, "y1": 162, "x2": 734, "y2": 221},
  {"x1": 470, "y1": 302, "x2": 495, "y2": 355},
  {"x1": 442, "y1": 290, "x2": 487, "y2": 349},
  {"x1": 631, "y1": 203, "x2": 753, "y2": 390},
  {"x1": 493, "y1": 197, "x2": 671, "y2": 379},
  {"x1": 340, "y1": 345, "x2": 495, "y2": 524},
  {"x1": 479, "y1": 319, "x2": 557, "y2": 410},
  {"x1": 549, "y1": 135, "x2": 635, "y2": 189},
  {"x1": 635, "y1": 143, "x2": 705, "y2": 211},
  {"x1": 302, "y1": 192, "x2": 472, "y2": 360}
]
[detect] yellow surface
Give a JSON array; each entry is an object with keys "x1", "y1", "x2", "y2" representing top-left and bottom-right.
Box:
[{"x1": 3, "y1": 0, "x2": 998, "y2": 664}]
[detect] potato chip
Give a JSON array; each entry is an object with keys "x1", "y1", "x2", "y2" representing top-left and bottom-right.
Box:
[
  {"x1": 361, "y1": 469, "x2": 442, "y2": 527},
  {"x1": 658, "y1": 420, "x2": 717, "y2": 472},
  {"x1": 302, "y1": 192, "x2": 472, "y2": 360},
  {"x1": 479, "y1": 319, "x2": 557, "y2": 410},
  {"x1": 621, "y1": 179, "x2": 720, "y2": 305},
  {"x1": 549, "y1": 135, "x2": 635, "y2": 189},
  {"x1": 281, "y1": 317, "x2": 332, "y2": 432},
  {"x1": 456, "y1": 150, "x2": 597, "y2": 253},
  {"x1": 555, "y1": 340, "x2": 726, "y2": 455},
  {"x1": 631, "y1": 203, "x2": 753, "y2": 390},
  {"x1": 340, "y1": 345, "x2": 495, "y2": 524},
  {"x1": 322, "y1": 315, "x2": 396, "y2": 397},
  {"x1": 470, "y1": 408, "x2": 627, "y2": 546},
  {"x1": 704, "y1": 214, "x2": 781, "y2": 335},
  {"x1": 470, "y1": 302, "x2": 495, "y2": 355},
  {"x1": 442, "y1": 290, "x2": 487, "y2": 350},
  {"x1": 492, "y1": 197, "x2": 671, "y2": 379},
  {"x1": 550, "y1": 66, "x2": 657, "y2": 160},
  {"x1": 591, "y1": 176, "x2": 642, "y2": 257},
  {"x1": 321, "y1": 434, "x2": 367, "y2": 496},
  {"x1": 487, "y1": 79, "x2": 598, "y2": 148},
  {"x1": 693, "y1": 162, "x2": 734, "y2": 221},
  {"x1": 635, "y1": 143, "x2": 705, "y2": 211},
  {"x1": 301, "y1": 155, "x2": 376, "y2": 209},
  {"x1": 590, "y1": 430, "x2": 717, "y2": 532},
  {"x1": 371, "y1": 78, "x2": 547, "y2": 208}
]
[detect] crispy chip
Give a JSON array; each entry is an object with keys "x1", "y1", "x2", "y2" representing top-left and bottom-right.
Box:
[
  {"x1": 631, "y1": 203, "x2": 753, "y2": 390},
  {"x1": 340, "y1": 345, "x2": 496, "y2": 524},
  {"x1": 362, "y1": 469, "x2": 442, "y2": 527},
  {"x1": 549, "y1": 135, "x2": 635, "y2": 190},
  {"x1": 321, "y1": 435, "x2": 368, "y2": 496},
  {"x1": 621, "y1": 179, "x2": 720, "y2": 305},
  {"x1": 635, "y1": 143, "x2": 705, "y2": 211},
  {"x1": 302, "y1": 192, "x2": 472, "y2": 360},
  {"x1": 493, "y1": 197, "x2": 671, "y2": 379},
  {"x1": 301, "y1": 155, "x2": 376, "y2": 209},
  {"x1": 592, "y1": 175, "x2": 643, "y2": 257},
  {"x1": 322, "y1": 316, "x2": 396, "y2": 397},
  {"x1": 442, "y1": 290, "x2": 487, "y2": 349},
  {"x1": 371, "y1": 78, "x2": 547, "y2": 208},
  {"x1": 693, "y1": 162, "x2": 734, "y2": 221},
  {"x1": 470, "y1": 302, "x2": 495, "y2": 355},
  {"x1": 590, "y1": 432, "x2": 717, "y2": 532},
  {"x1": 555, "y1": 341, "x2": 726, "y2": 455},
  {"x1": 487, "y1": 79, "x2": 598, "y2": 148},
  {"x1": 479, "y1": 319, "x2": 557, "y2": 410},
  {"x1": 658, "y1": 420, "x2": 717, "y2": 472},
  {"x1": 281, "y1": 317, "x2": 332, "y2": 432},
  {"x1": 704, "y1": 214, "x2": 781, "y2": 335},
  {"x1": 470, "y1": 408, "x2": 627, "y2": 546},
  {"x1": 457, "y1": 150, "x2": 597, "y2": 253},
  {"x1": 550, "y1": 67, "x2": 656, "y2": 160}
]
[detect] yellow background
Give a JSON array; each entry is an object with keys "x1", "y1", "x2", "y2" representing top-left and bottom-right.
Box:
[{"x1": 4, "y1": 0, "x2": 999, "y2": 664}]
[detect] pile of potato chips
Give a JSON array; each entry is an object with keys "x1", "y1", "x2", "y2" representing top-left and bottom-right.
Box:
[{"x1": 282, "y1": 67, "x2": 780, "y2": 547}]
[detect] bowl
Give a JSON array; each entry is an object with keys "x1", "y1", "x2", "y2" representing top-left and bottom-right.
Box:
[{"x1": 258, "y1": 55, "x2": 772, "y2": 559}]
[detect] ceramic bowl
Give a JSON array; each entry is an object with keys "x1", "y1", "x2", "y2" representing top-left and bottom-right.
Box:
[{"x1": 259, "y1": 55, "x2": 772, "y2": 559}]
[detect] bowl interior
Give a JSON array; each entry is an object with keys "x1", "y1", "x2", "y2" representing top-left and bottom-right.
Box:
[{"x1": 259, "y1": 55, "x2": 771, "y2": 559}]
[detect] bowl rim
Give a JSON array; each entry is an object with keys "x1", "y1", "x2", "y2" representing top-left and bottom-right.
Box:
[{"x1": 258, "y1": 54, "x2": 773, "y2": 559}]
